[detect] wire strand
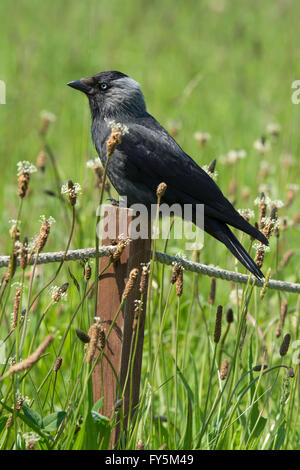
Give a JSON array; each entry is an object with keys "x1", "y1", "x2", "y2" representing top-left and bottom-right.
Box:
[{"x1": 1, "y1": 246, "x2": 299, "y2": 293}]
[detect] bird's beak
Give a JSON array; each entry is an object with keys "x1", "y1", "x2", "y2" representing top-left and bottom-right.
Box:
[{"x1": 67, "y1": 77, "x2": 95, "y2": 94}]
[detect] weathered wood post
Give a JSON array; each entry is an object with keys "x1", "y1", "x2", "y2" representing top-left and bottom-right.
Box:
[{"x1": 92, "y1": 204, "x2": 151, "y2": 446}]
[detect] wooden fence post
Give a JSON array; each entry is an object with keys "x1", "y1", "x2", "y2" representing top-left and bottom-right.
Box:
[{"x1": 92, "y1": 205, "x2": 151, "y2": 447}]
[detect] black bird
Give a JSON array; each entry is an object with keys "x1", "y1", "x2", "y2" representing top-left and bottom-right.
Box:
[{"x1": 68, "y1": 71, "x2": 268, "y2": 279}]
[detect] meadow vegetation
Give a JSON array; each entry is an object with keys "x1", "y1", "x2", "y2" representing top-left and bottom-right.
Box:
[{"x1": 0, "y1": 0, "x2": 300, "y2": 450}]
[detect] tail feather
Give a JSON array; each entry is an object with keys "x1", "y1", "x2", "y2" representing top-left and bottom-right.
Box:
[
  {"x1": 213, "y1": 200, "x2": 268, "y2": 245},
  {"x1": 204, "y1": 218, "x2": 265, "y2": 280}
]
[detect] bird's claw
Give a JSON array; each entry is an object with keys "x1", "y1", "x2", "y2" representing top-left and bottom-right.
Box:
[{"x1": 106, "y1": 198, "x2": 120, "y2": 206}]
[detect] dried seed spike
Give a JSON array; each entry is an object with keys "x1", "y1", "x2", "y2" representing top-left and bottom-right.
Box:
[
  {"x1": 171, "y1": 264, "x2": 181, "y2": 284},
  {"x1": 276, "y1": 319, "x2": 282, "y2": 338},
  {"x1": 132, "y1": 306, "x2": 139, "y2": 332},
  {"x1": 20, "y1": 237, "x2": 28, "y2": 270},
  {"x1": 9, "y1": 335, "x2": 54, "y2": 375},
  {"x1": 228, "y1": 179, "x2": 237, "y2": 196},
  {"x1": 87, "y1": 280, "x2": 94, "y2": 299},
  {"x1": 194, "y1": 131, "x2": 211, "y2": 147},
  {"x1": 18, "y1": 172, "x2": 30, "y2": 198},
  {"x1": 16, "y1": 396, "x2": 24, "y2": 411},
  {"x1": 270, "y1": 206, "x2": 278, "y2": 221},
  {"x1": 279, "y1": 250, "x2": 295, "y2": 270},
  {"x1": 36, "y1": 150, "x2": 47, "y2": 172},
  {"x1": 156, "y1": 182, "x2": 167, "y2": 198},
  {"x1": 39, "y1": 110, "x2": 56, "y2": 136},
  {"x1": 107, "y1": 128, "x2": 123, "y2": 157},
  {"x1": 54, "y1": 357, "x2": 63, "y2": 372},
  {"x1": 122, "y1": 268, "x2": 139, "y2": 300},
  {"x1": 214, "y1": 305, "x2": 223, "y2": 343},
  {"x1": 139, "y1": 265, "x2": 149, "y2": 294},
  {"x1": 75, "y1": 328, "x2": 91, "y2": 344},
  {"x1": 85, "y1": 263, "x2": 92, "y2": 280},
  {"x1": 11, "y1": 287, "x2": 22, "y2": 329},
  {"x1": 226, "y1": 308, "x2": 234, "y2": 324},
  {"x1": 67, "y1": 180, "x2": 77, "y2": 206},
  {"x1": 208, "y1": 277, "x2": 216, "y2": 305},
  {"x1": 52, "y1": 283, "x2": 69, "y2": 302},
  {"x1": 99, "y1": 327, "x2": 106, "y2": 350},
  {"x1": 252, "y1": 364, "x2": 268, "y2": 372},
  {"x1": 260, "y1": 268, "x2": 271, "y2": 299},
  {"x1": 220, "y1": 359, "x2": 229, "y2": 380},
  {"x1": 36, "y1": 220, "x2": 51, "y2": 253},
  {"x1": 176, "y1": 269, "x2": 183, "y2": 296},
  {"x1": 207, "y1": 158, "x2": 217, "y2": 175},
  {"x1": 136, "y1": 440, "x2": 144, "y2": 450},
  {"x1": 10, "y1": 224, "x2": 20, "y2": 242},
  {"x1": 26, "y1": 440, "x2": 36, "y2": 450},
  {"x1": 280, "y1": 300, "x2": 288, "y2": 325},
  {"x1": 6, "y1": 414, "x2": 13, "y2": 429},
  {"x1": 262, "y1": 216, "x2": 275, "y2": 240},
  {"x1": 293, "y1": 212, "x2": 300, "y2": 226},
  {"x1": 258, "y1": 193, "x2": 267, "y2": 230},
  {"x1": 280, "y1": 333, "x2": 291, "y2": 357},
  {"x1": 254, "y1": 245, "x2": 265, "y2": 269},
  {"x1": 112, "y1": 238, "x2": 130, "y2": 262},
  {"x1": 3, "y1": 255, "x2": 17, "y2": 282},
  {"x1": 86, "y1": 323, "x2": 102, "y2": 362}
]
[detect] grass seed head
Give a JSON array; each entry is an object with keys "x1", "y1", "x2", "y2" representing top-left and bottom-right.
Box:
[
  {"x1": 280, "y1": 333, "x2": 291, "y2": 357},
  {"x1": 208, "y1": 277, "x2": 216, "y2": 305},
  {"x1": 86, "y1": 323, "x2": 103, "y2": 362},
  {"x1": 39, "y1": 110, "x2": 56, "y2": 136},
  {"x1": 3, "y1": 255, "x2": 17, "y2": 283},
  {"x1": 226, "y1": 307, "x2": 234, "y2": 324},
  {"x1": 279, "y1": 250, "x2": 295, "y2": 270},
  {"x1": 176, "y1": 269, "x2": 183, "y2": 296},
  {"x1": 258, "y1": 192, "x2": 267, "y2": 230},
  {"x1": 36, "y1": 220, "x2": 51, "y2": 253},
  {"x1": 106, "y1": 128, "x2": 123, "y2": 157},
  {"x1": 280, "y1": 300, "x2": 288, "y2": 324},
  {"x1": 76, "y1": 329, "x2": 91, "y2": 344},
  {"x1": 11, "y1": 287, "x2": 22, "y2": 329},
  {"x1": 194, "y1": 131, "x2": 211, "y2": 147},
  {"x1": 36, "y1": 151, "x2": 47, "y2": 172},
  {"x1": 53, "y1": 357, "x2": 63, "y2": 372},
  {"x1": 51, "y1": 283, "x2": 69, "y2": 302},
  {"x1": 122, "y1": 268, "x2": 139, "y2": 300},
  {"x1": 276, "y1": 319, "x2": 282, "y2": 338},
  {"x1": 220, "y1": 359, "x2": 229, "y2": 380},
  {"x1": 20, "y1": 237, "x2": 28, "y2": 270},
  {"x1": 171, "y1": 263, "x2": 182, "y2": 284},
  {"x1": 26, "y1": 440, "x2": 36, "y2": 450},
  {"x1": 156, "y1": 182, "x2": 167, "y2": 198},
  {"x1": 139, "y1": 265, "x2": 149, "y2": 294},
  {"x1": 85, "y1": 263, "x2": 92, "y2": 280},
  {"x1": 214, "y1": 305, "x2": 223, "y2": 343},
  {"x1": 252, "y1": 364, "x2": 268, "y2": 372},
  {"x1": 18, "y1": 172, "x2": 30, "y2": 199},
  {"x1": 9, "y1": 335, "x2": 54, "y2": 375},
  {"x1": 112, "y1": 237, "x2": 130, "y2": 262},
  {"x1": 136, "y1": 440, "x2": 145, "y2": 450}
]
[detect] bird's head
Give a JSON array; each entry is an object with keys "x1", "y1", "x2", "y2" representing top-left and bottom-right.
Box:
[{"x1": 67, "y1": 71, "x2": 147, "y2": 118}]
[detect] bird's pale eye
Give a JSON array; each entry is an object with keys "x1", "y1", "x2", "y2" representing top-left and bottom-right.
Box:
[{"x1": 99, "y1": 82, "x2": 108, "y2": 90}]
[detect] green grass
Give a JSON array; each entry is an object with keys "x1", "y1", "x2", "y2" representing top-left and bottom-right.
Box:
[{"x1": 0, "y1": 0, "x2": 300, "y2": 450}]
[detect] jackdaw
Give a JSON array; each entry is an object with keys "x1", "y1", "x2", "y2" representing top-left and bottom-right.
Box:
[{"x1": 68, "y1": 71, "x2": 268, "y2": 279}]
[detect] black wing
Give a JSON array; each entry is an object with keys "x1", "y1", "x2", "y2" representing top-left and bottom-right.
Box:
[{"x1": 115, "y1": 114, "x2": 267, "y2": 245}]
